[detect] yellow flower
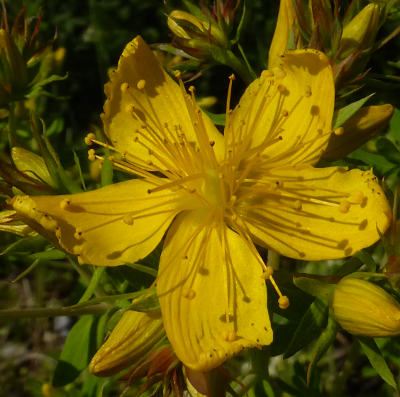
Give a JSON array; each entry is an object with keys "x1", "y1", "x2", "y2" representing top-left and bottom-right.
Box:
[
  {"x1": 9, "y1": 36, "x2": 391, "y2": 371},
  {"x1": 332, "y1": 278, "x2": 400, "y2": 337}
]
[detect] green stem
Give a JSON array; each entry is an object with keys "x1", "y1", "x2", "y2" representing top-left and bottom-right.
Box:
[
  {"x1": 219, "y1": 50, "x2": 254, "y2": 85},
  {"x1": 0, "y1": 303, "x2": 108, "y2": 320},
  {"x1": 7, "y1": 101, "x2": 16, "y2": 147},
  {"x1": 267, "y1": 250, "x2": 280, "y2": 270}
]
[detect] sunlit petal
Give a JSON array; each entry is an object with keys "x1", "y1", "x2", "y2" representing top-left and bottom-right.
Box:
[
  {"x1": 10, "y1": 179, "x2": 183, "y2": 266},
  {"x1": 242, "y1": 166, "x2": 391, "y2": 260},
  {"x1": 157, "y1": 210, "x2": 272, "y2": 371},
  {"x1": 103, "y1": 36, "x2": 224, "y2": 168},
  {"x1": 228, "y1": 50, "x2": 334, "y2": 167}
]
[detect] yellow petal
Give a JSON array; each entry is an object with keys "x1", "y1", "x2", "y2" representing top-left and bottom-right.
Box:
[
  {"x1": 157, "y1": 210, "x2": 272, "y2": 371},
  {"x1": 9, "y1": 179, "x2": 183, "y2": 266},
  {"x1": 242, "y1": 166, "x2": 391, "y2": 260},
  {"x1": 229, "y1": 50, "x2": 334, "y2": 167},
  {"x1": 268, "y1": 0, "x2": 297, "y2": 68},
  {"x1": 89, "y1": 310, "x2": 164, "y2": 376},
  {"x1": 103, "y1": 36, "x2": 223, "y2": 167}
]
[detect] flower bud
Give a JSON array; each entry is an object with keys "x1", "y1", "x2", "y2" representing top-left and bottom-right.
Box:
[
  {"x1": 322, "y1": 104, "x2": 394, "y2": 161},
  {"x1": 11, "y1": 147, "x2": 56, "y2": 187},
  {"x1": 340, "y1": 4, "x2": 381, "y2": 58},
  {"x1": 89, "y1": 310, "x2": 165, "y2": 377},
  {"x1": 268, "y1": 0, "x2": 298, "y2": 68},
  {"x1": 168, "y1": 10, "x2": 227, "y2": 57},
  {"x1": 332, "y1": 278, "x2": 400, "y2": 337}
]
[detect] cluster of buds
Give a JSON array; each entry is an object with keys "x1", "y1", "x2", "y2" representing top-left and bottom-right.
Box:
[
  {"x1": 268, "y1": 0, "x2": 387, "y2": 92},
  {"x1": 166, "y1": 1, "x2": 254, "y2": 82},
  {"x1": 0, "y1": 6, "x2": 64, "y2": 113}
]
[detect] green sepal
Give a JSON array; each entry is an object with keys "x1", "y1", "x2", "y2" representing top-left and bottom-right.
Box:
[
  {"x1": 293, "y1": 275, "x2": 335, "y2": 302},
  {"x1": 332, "y1": 94, "x2": 373, "y2": 129}
]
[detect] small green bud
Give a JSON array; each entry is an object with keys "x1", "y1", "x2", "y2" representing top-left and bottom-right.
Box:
[
  {"x1": 332, "y1": 278, "x2": 400, "y2": 337},
  {"x1": 340, "y1": 4, "x2": 381, "y2": 57},
  {"x1": 167, "y1": 10, "x2": 227, "y2": 57}
]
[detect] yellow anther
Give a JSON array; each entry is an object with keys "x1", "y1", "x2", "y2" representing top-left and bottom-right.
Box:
[
  {"x1": 136, "y1": 79, "x2": 146, "y2": 90},
  {"x1": 125, "y1": 104, "x2": 135, "y2": 113},
  {"x1": 278, "y1": 295, "x2": 290, "y2": 309},
  {"x1": 281, "y1": 109, "x2": 289, "y2": 117},
  {"x1": 293, "y1": 200, "x2": 302, "y2": 210},
  {"x1": 59, "y1": 199, "x2": 71, "y2": 210},
  {"x1": 74, "y1": 229, "x2": 83, "y2": 240},
  {"x1": 182, "y1": 288, "x2": 196, "y2": 300},
  {"x1": 120, "y1": 82, "x2": 129, "y2": 93},
  {"x1": 88, "y1": 149, "x2": 96, "y2": 161},
  {"x1": 123, "y1": 214, "x2": 134, "y2": 225},
  {"x1": 84, "y1": 132, "x2": 96, "y2": 146},
  {"x1": 229, "y1": 73, "x2": 236, "y2": 81},
  {"x1": 339, "y1": 200, "x2": 351, "y2": 213},
  {"x1": 174, "y1": 70, "x2": 181, "y2": 79},
  {"x1": 305, "y1": 85, "x2": 312, "y2": 97},
  {"x1": 188, "y1": 85, "x2": 195, "y2": 93},
  {"x1": 334, "y1": 127, "x2": 344, "y2": 136},
  {"x1": 261, "y1": 70, "x2": 274, "y2": 79},
  {"x1": 278, "y1": 84, "x2": 287, "y2": 94}
]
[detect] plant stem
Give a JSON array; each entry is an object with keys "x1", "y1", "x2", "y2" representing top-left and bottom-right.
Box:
[{"x1": 0, "y1": 303, "x2": 108, "y2": 320}]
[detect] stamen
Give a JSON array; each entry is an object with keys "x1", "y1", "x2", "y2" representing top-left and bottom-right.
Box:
[
  {"x1": 84, "y1": 133, "x2": 96, "y2": 146},
  {"x1": 137, "y1": 79, "x2": 146, "y2": 90},
  {"x1": 88, "y1": 149, "x2": 96, "y2": 161},
  {"x1": 60, "y1": 199, "x2": 71, "y2": 210},
  {"x1": 334, "y1": 127, "x2": 344, "y2": 136}
]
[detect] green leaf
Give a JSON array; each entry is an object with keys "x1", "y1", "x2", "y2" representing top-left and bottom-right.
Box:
[
  {"x1": 52, "y1": 315, "x2": 96, "y2": 387},
  {"x1": 307, "y1": 315, "x2": 339, "y2": 385},
  {"x1": 376, "y1": 138, "x2": 400, "y2": 164},
  {"x1": 293, "y1": 276, "x2": 335, "y2": 301},
  {"x1": 354, "y1": 250, "x2": 377, "y2": 272},
  {"x1": 332, "y1": 94, "x2": 374, "y2": 129},
  {"x1": 284, "y1": 298, "x2": 329, "y2": 358},
  {"x1": 203, "y1": 109, "x2": 226, "y2": 126},
  {"x1": 348, "y1": 149, "x2": 396, "y2": 175},
  {"x1": 357, "y1": 336, "x2": 397, "y2": 389}
]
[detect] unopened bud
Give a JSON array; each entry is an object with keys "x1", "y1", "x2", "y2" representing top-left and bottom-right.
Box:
[
  {"x1": 89, "y1": 310, "x2": 164, "y2": 377},
  {"x1": 332, "y1": 278, "x2": 400, "y2": 337},
  {"x1": 340, "y1": 4, "x2": 381, "y2": 57},
  {"x1": 168, "y1": 10, "x2": 227, "y2": 56},
  {"x1": 322, "y1": 104, "x2": 394, "y2": 161},
  {"x1": 11, "y1": 147, "x2": 55, "y2": 187},
  {"x1": 268, "y1": 0, "x2": 299, "y2": 68}
]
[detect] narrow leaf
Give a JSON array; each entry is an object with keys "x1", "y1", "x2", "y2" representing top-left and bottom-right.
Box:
[
  {"x1": 284, "y1": 298, "x2": 329, "y2": 358},
  {"x1": 332, "y1": 94, "x2": 374, "y2": 129},
  {"x1": 357, "y1": 336, "x2": 397, "y2": 389},
  {"x1": 52, "y1": 315, "x2": 96, "y2": 387}
]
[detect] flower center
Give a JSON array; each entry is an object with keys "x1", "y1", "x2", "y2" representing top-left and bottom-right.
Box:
[{"x1": 202, "y1": 168, "x2": 224, "y2": 207}]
